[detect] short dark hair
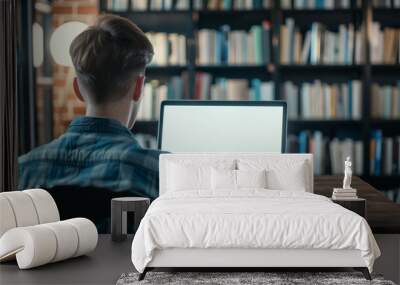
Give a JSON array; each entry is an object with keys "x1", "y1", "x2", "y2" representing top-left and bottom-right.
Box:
[{"x1": 69, "y1": 14, "x2": 154, "y2": 104}]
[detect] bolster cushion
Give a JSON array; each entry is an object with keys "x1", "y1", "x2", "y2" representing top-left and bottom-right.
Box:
[{"x1": 0, "y1": 218, "x2": 98, "y2": 269}]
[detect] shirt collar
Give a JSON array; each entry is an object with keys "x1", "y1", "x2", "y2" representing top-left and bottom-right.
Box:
[{"x1": 68, "y1": 116, "x2": 134, "y2": 138}]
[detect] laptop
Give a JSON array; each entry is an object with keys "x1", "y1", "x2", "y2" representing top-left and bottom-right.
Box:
[{"x1": 157, "y1": 100, "x2": 287, "y2": 153}]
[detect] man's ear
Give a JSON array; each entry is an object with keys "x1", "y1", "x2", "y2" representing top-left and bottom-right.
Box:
[
  {"x1": 132, "y1": 75, "x2": 145, "y2": 102},
  {"x1": 73, "y1": 78, "x2": 84, "y2": 102}
]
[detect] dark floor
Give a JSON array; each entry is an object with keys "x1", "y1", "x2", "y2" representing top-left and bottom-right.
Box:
[{"x1": 0, "y1": 235, "x2": 133, "y2": 285}]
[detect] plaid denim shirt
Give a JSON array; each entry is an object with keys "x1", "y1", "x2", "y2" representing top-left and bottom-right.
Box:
[{"x1": 18, "y1": 117, "x2": 162, "y2": 199}]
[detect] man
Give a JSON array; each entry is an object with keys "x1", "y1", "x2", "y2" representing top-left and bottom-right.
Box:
[{"x1": 19, "y1": 15, "x2": 161, "y2": 200}]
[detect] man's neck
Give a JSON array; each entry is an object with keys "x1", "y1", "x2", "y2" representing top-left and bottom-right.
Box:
[{"x1": 85, "y1": 103, "x2": 129, "y2": 127}]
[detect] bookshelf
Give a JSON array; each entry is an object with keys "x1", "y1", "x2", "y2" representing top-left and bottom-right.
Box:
[{"x1": 99, "y1": 0, "x2": 400, "y2": 194}]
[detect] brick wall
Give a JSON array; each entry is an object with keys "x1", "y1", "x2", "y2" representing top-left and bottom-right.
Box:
[{"x1": 51, "y1": 0, "x2": 98, "y2": 137}]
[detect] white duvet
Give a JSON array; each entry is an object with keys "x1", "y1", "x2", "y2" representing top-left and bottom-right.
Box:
[{"x1": 131, "y1": 190, "x2": 380, "y2": 273}]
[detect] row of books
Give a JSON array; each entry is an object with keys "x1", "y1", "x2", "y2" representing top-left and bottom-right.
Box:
[
  {"x1": 146, "y1": 33, "x2": 187, "y2": 66},
  {"x1": 105, "y1": 0, "x2": 400, "y2": 11},
  {"x1": 370, "y1": 130, "x2": 400, "y2": 176},
  {"x1": 196, "y1": 23, "x2": 272, "y2": 65},
  {"x1": 371, "y1": 83, "x2": 400, "y2": 119},
  {"x1": 288, "y1": 131, "x2": 363, "y2": 175},
  {"x1": 282, "y1": 80, "x2": 362, "y2": 120},
  {"x1": 193, "y1": 0, "x2": 273, "y2": 10},
  {"x1": 281, "y1": 0, "x2": 356, "y2": 9},
  {"x1": 107, "y1": 0, "x2": 273, "y2": 11},
  {"x1": 280, "y1": 19, "x2": 364, "y2": 64},
  {"x1": 372, "y1": 0, "x2": 400, "y2": 8},
  {"x1": 137, "y1": 76, "x2": 189, "y2": 120},
  {"x1": 370, "y1": 22, "x2": 400, "y2": 64},
  {"x1": 137, "y1": 74, "x2": 276, "y2": 112},
  {"x1": 195, "y1": 72, "x2": 274, "y2": 100},
  {"x1": 105, "y1": 0, "x2": 189, "y2": 11}
]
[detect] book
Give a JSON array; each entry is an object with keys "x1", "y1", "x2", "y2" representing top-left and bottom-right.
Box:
[
  {"x1": 283, "y1": 80, "x2": 361, "y2": 119},
  {"x1": 282, "y1": 81, "x2": 299, "y2": 119},
  {"x1": 262, "y1": 21, "x2": 272, "y2": 64},
  {"x1": 370, "y1": 130, "x2": 400, "y2": 176},
  {"x1": 384, "y1": 137, "x2": 394, "y2": 175},
  {"x1": 301, "y1": 31, "x2": 311, "y2": 64},
  {"x1": 131, "y1": 0, "x2": 148, "y2": 11},
  {"x1": 313, "y1": 131, "x2": 323, "y2": 175},
  {"x1": 370, "y1": 130, "x2": 383, "y2": 176}
]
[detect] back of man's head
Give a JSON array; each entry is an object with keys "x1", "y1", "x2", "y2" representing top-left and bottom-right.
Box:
[{"x1": 69, "y1": 15, "x2": 153, "y2": 105}]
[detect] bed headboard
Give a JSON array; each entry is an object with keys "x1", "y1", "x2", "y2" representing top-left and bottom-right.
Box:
[{"x1": 159, "y1": 153, "x2": 314, "y2": 195}]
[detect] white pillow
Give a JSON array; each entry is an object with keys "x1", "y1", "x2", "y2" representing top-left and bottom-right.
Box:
[
  {"x1": 167, "y1": 163, "x2": 210, "y2": 191},
  {"x1": 167, "y1": 160, "x2": 235, "y2": 192},
  {"x1": 265, "y1": 167, "x2": 307, "y2": 191},
  {"x1": 211, "y1": 169, "x2": 268, "y2": 190},
  {"x1": 238, "y1": 159, "x2": 310, "y2": 192},
  {"x1": 211, "y1": 168, "x2": 236, "y2": 190},
  {"x1": 236, "y1": 169, "x2": 267, "y2": 189}
]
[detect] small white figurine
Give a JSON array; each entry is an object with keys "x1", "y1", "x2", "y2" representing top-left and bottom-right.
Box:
[{"x1": 343, "y1": 156, "x2": 352, "y2": 189}]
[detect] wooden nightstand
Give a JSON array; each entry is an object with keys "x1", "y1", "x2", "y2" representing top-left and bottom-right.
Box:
[{"x1": 331, "y1": 198, "x2": 366, "y2": 218}]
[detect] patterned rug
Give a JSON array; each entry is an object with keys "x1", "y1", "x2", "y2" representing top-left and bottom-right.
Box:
[{"x1": 116, "y1": 271, "x2": 396, "y2": 285}]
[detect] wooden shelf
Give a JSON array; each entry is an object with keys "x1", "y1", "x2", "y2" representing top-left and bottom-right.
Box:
[
  {"x1": 195, "y1": 65, "x2": 272, "y2": 78},
  {"x1": 196, "y1": 64, "x2": 266, "y2": 69},
  {"x1": 373, "y1": 8, "x2": 400, "y2": 25},
  {"x1": 287, "y1": 119, "x2": 363, "y2": 133},
  {"x1": 196, "y1": 10, "x2": 271, "y2": 29},
  {"x1": 146, "y1": 65, "x2": 188, "y2": 77},
  {"x1": 372, "y1": 64, "x2": 400, "y2": 72},
  {"x1": 108, "y1": 10, "x2": 192, "y2": 34},
  {"x1": 370, "y1": 119, "x2": 400, "y2": 124},
  {"x1": 280, "y1": 64, "x2": 362, "y2": 69},
  {"x1": 289, "y1": 119, "x2": 363, "y2": 125},
  {"x1": 370, "y1": 120, "x2": 400, "y2": 135},
  {"x1": 282, "y1": 8, "x2": 360, "y2": 15},
  {"x1": 102, "y1": 10, "x2": 190, "y2": 15},
  {"x1": 371, "y1": 65, "x2": 400, "y2": 82},
  {"x1": 197, "y1": 9, "x2": 271, "y2": 15},
  {"x1": 280, "y1": 64, "x2": 362, "y2": 80}
]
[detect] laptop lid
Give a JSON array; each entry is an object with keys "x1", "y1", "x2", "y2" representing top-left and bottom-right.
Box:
[{"x1": 158, "y1": 100, "x2": 287, "y2": 153}]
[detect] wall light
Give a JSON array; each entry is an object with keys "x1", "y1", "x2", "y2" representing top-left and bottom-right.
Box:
[
  {"x1": 32, "y1": 22, "x2": 44, "y2": 68},
  {"x1": 49, "y1": 21, "x2": 88, "y2": 67}
]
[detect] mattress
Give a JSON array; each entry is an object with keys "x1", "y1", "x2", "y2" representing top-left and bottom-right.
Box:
[{"x1": 131, "y1": 190, "x2": 380, "y2": 273}]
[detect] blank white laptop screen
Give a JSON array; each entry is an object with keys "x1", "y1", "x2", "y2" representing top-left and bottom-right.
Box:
[{"x1": 158, "y1": 101, "x2": 287, "y2": 152}]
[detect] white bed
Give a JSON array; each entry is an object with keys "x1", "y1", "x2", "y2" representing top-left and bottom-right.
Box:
[{"x1": 131, "y1": 153, "x2": 380, "y2": 280}]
